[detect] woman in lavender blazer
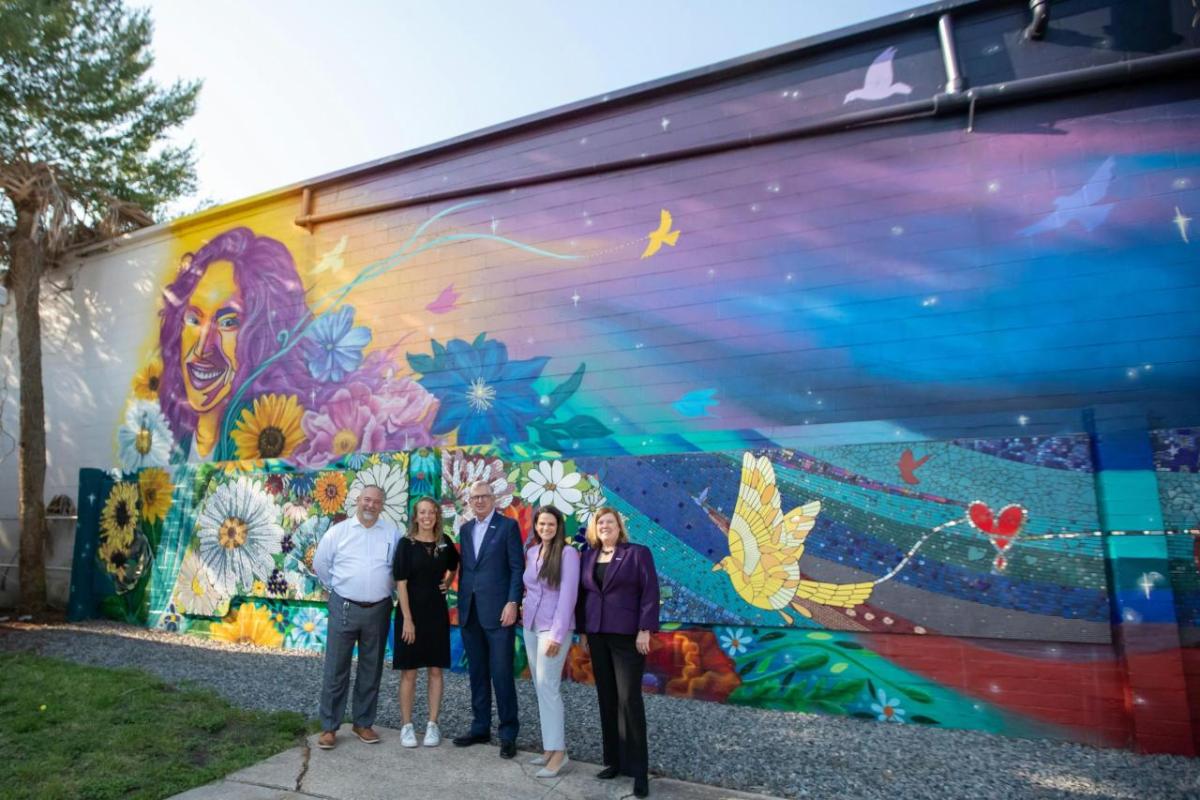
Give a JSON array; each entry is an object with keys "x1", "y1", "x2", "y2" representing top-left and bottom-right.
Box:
[
  {"x1": 521, "y1": 505, "x2": 580, "y2": 778},
  {"x1": 576, "y1": 507, "x2": 659, "y2": 798}
]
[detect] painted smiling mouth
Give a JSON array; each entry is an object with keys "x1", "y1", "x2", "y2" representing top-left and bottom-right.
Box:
[{"x1": 187, "y1": 361, "x2": 228, "y2": 391}]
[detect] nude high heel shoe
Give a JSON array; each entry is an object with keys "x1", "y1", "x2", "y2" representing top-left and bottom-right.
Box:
[{"x1": 535, "y1": 754, "x2": 570, "y2": 778}]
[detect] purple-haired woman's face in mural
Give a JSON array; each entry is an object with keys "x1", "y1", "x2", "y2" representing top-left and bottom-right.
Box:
[{"x1": 180, "y1": 260, "x2": 242, "y2": 413}]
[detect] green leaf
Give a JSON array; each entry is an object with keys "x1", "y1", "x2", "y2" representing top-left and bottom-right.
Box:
[
  {"x1": 406, "y1": 353, "x2": 436, "y2": 375},
  {"x1": 758, "y1": 631, "x2": 785, "y2": 642},
  {"x1": 433, "y1": 339, "x2": 448, "y2": 358},
  {"x1": 531, "y1": 422, "x2": 562, "y2": 451},
  {"x1": 736, "y1": 660, "x2": 760, "y2": 677},
  {"x1": 472, "y1": 332, "x2": 487, "y2": 348},
  {"x1": 850, "y1": 711, "x2": 877, "y2": 720},
  {"x1": 790, "y1": 653, "x2": 829, "y2": 672},
  {"x1": 909, "y1": 714, "x2": 941, "y2": 725},
  {"x1": 896, "y1": 685, "x2": 934, "y2": 704},
  {"x1": 544, "y1": 364, "x2": 585, "y2": 414},
  {"x1": 561, "y1": 415, "x2": 612, "y2": 440},
  {"x1": 815, "y1": 700, "x2": 845, "y2": 715},
  {"x1": 818, "y1": 678, "x2": 866, "y2": 702},
  {"x1": 835, "y1": 641, "x2": 864, "y2": 650}
]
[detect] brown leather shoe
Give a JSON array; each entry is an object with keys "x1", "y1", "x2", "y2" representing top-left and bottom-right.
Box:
[
  {"x1": 352, "y1": 725, "x2": 381, "y2": 743},
  {"x1": 317, "y1": 731, "x2": 336, "y2": 750}
]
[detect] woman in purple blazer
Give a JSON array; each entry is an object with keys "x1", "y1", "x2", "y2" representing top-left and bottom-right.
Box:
[
  {"x1": 576, "y1": 507, "x2": 659, "y2": 798},
  {"x1": 521, "y1": 505, "x2": 580, "y2": 778}
]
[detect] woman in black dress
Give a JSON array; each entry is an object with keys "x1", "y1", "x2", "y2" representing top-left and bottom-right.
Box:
[{"x1": 393, "y1": 495, "x2": 460, "y2": 748}]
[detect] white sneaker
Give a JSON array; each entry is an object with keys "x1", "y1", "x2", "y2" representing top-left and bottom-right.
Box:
[
  {"x1": 400, "y1": 723, "x2": 418, "y2": 748},
  {"x1": 423, "y1": 721, "x2": 441, "y2": 747}
]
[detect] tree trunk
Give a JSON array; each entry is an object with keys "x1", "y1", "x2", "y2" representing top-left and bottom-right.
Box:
[{"x1": 10, "y1": 202, "x2": 48, "y2": 613}]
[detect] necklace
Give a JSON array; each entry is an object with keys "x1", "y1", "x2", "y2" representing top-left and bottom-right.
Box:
[{"x1": 601, "y1": 548, "x2": 615, "y2": 555}]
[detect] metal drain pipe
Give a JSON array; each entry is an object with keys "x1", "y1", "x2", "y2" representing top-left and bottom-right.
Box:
[
  {"x1": 938, "y1": 14, "x2": 966, "y2": 95},
  {"x1": 1026, "y1": 0, "x2": 1051, "y2": 40}
]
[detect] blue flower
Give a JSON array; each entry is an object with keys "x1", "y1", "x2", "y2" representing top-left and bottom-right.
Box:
[
  {"x1": 409, "y1": 335, "x2": 548, "y2": 445},
  {"x1": 285, "y1": 607, "x2": 328, "y2": 651},
  {"x1": 289, "y1": 474, "x2": 315, "y2": 497},
  {"x1": 303, "y1": 305, "x2": 371, "y2": 383}
]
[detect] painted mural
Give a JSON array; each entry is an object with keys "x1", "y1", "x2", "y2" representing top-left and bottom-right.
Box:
[
  {"x1": 68, "y1": 430, "x2": 1198, "y2": 749},
  {"x1": 57, "y1": 6, "x2": 1200, "y2": 754}
]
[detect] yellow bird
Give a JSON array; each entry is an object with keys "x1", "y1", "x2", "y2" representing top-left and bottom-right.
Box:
[
  {"x1": 712, "y1": 452, "x2": 875, "y2": 624},
  {"x1": 640, "y1": 209, "x2": 680, "y2": 259}
]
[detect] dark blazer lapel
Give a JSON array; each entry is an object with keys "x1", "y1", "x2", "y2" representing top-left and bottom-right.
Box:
[
  {"x1": 602, "y1": 542, "x2": 631, "y2": 591},
  {"x1": 581, "y1": 547, "x2": 598, "y2": 593},
  {"x1": 459, "y1": 521, "x2": 476, "y2": 570}
]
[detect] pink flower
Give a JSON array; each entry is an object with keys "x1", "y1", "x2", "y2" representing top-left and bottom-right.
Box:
[
  {"x1": 295, "y1": 383, "x2": 389, "y2": 468},
  {"x1": 375, "y1": 376, "x2": 440, "y2": 449},
  {"x1": 293, "y1": 378, "x2": 440, "y2": 468}
]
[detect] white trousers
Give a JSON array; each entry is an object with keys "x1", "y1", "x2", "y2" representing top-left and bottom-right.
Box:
[{"x1": 523, "y1": 627, "x2": 571, "y2": 751}]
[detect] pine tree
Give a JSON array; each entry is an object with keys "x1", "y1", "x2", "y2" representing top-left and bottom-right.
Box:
[{"x1": 0, "y1": 0, "x2": 199, "y2": 611}]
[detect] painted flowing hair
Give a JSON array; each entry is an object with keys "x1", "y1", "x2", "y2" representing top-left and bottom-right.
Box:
[{"x1": 158, "y1": 228, "x2": 313, "y2": 444}]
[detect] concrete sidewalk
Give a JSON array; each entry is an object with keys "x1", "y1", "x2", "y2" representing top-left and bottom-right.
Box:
[{"x1": 169, "y1": 726, "x2": 785, "y2": 800}]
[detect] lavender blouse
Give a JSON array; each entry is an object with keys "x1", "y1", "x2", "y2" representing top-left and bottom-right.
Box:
[{"x1": 522, "y1": 542, "x2": 580, "y2": 645}]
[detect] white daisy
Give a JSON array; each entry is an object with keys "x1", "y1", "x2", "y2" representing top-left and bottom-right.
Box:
[
  {"x1": 196, "y1": 477, "x2": 285, "y2": 596},
  {"x1": 520, "y1": 460, "x2": 583, "y2": 514},
  {"x1": 870, "y1": 689, "x2": 906, "y2": 723},
  {"x1": 344, "y1": 461, "x2": 408, "y2": 529},
  {"x1": 117, "y1": 399, "x2": 174, "y2": 471},
  {"x1": 173, "y1": 547, "x2": 225, "y2": 616},
  {"x1": 719, "y1": 627, "x2": 753, "y2": 656},
  {"x1": 575, "y1": 487, "x2": 608, "y2": 526}
]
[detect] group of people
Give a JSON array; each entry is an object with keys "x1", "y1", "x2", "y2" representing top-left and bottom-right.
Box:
[{"x1": 311, "y1": 480, "x2": 660, "y2": 798}]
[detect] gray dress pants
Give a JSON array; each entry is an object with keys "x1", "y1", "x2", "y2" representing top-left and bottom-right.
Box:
[{"x1": 319, "y1": 592, "x2": 393, "y2": 731}]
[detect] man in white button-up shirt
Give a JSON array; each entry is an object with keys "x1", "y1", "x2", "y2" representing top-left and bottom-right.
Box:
[{"x1": 312, "y1": 484, "x2": 400, "y2": 749}]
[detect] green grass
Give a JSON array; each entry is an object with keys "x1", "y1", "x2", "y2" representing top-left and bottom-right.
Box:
[{"x1": 0, "y1": 652, "x2": 315, "y2": 800}]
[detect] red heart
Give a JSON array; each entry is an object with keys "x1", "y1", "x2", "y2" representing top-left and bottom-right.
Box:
[{"x1": 967, "y1": 502, "x2": 1027, "y2": 551}]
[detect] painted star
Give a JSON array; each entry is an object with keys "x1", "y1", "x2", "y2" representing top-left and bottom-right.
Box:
[
  {"x1": 1173, "y1": 206, "x2": 1192, "y2": 243},
  {"x1": 571, "y1": 291, "x2": 581, "y2": 307}
]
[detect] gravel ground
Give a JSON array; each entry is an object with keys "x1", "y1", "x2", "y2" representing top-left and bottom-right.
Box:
[{"x1": 3, "y1": 621, "x2": 1199, "y2": 800}]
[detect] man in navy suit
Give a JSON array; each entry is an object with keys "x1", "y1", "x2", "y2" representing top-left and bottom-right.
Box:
[{"x1": 452, "y1": 479, "x2": 523, "y2": 758}]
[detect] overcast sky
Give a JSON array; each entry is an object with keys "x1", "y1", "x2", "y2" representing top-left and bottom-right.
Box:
[{"x1": 144, "y1": 0, "x2": 918, "y2": 212}]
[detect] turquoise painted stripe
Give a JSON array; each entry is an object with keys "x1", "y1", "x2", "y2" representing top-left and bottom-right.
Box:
[
  {"x1": 1094, "y1": 471, "x2": 1165, "y2": 531},
  {"x1": 769, "y1": 460, "x2": 1101, "y2": 555},
  {"x1": 806, "y1": 442, "x2": 1098, "y2": 528}
]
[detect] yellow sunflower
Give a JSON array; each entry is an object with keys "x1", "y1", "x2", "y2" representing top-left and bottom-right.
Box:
[
  {"x1": 230, "y1": 394, "x2": 306, "y2": 461},
  {"x1": 100, "y1": 483, "x2": 139, "y2": 549},
  {"x1": 131, "y1": 357, "x2": 163, "y2": 400},
  {"x1": 98, "y1": 536, "x2": 133, "y2": 583},
  {"x1": 209, "y1": 603, "x2": 283, "y2": 648},
  {"x1": 138, "y1": 468, "x2": 173, "y2": 524},
  {"x1": 313, "y1": 471, "x2": 348, "y2": 514}
]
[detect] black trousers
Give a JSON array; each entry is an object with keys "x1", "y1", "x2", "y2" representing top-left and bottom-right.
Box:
[{"x1": 589, "y1": 632, "x2": 648, "y2": 780}]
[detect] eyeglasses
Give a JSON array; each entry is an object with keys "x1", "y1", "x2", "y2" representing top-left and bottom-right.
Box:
[{"x1": 469, "y1": 495, "x2": 493, "y2": 501}]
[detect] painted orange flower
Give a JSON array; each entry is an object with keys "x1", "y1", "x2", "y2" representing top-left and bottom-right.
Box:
[
  {"x1": 138, "y1": 468, "x2": 173, "y2": 524},
  {"x1": 131, "y1": 357, "x2": 163, "y2": 401},
  {"x1": 313, "y1": 471, "x2": 348, "y2": 515},
  {"x1": 646, "y1": 630, "x2": 741, "y2": 702},
  {"x1": 231, "y1": 394, "x2": 306, "y2": 461},
  {"x1": 209, "y1": 603, "x2": 283, "y2": 648}
]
